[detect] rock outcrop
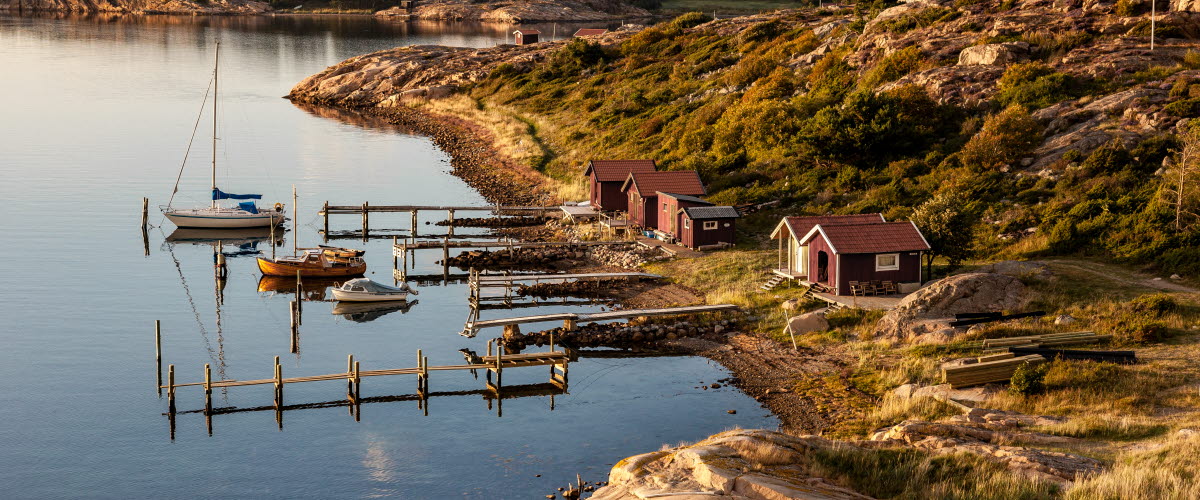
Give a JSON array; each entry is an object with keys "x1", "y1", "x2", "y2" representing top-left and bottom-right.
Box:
[
  {"x1": 381, "y1": 0, "x2": 651, "y2": 23},
  {"x1": 875, "y1": 272, "x2": 1029, "y2": 341},
  {"x1": 0, "y1": 0, "x2": 269, "y2": 14},
  {"x1": 590, "y1": 429, "x2": 872, "y2": 500}
]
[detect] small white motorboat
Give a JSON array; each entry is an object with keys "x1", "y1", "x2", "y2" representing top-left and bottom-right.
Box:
[{"x1": 332, "y1": 278, "x2": 418, "y2": 302}]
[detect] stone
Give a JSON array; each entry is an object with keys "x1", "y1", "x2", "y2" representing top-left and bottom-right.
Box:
[
  {"x1": 875, "y1": 273, "x2": 1028, "y2": 341},
  {"x1": 780, "y1": 298, "x2": 800, "y2": 312},
  {"x1": 786, "y1": 311, "x2": 830, "y2": 335},
  {"x1": 1171, "y1": 274, "x2": 1183, "y2": 280},
  {"x1": 957, "y1": 42, "x2": 1030, "y2": 66},
  {"x1": 1054, "y1": 314, "x2": 1076, "y2": 325}
]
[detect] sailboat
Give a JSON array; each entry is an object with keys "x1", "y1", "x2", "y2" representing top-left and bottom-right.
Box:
[{"x1": 163, "y1": 41, "x2": 285, "y2": 229}]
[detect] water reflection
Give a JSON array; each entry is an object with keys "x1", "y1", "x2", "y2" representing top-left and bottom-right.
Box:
[{"x1": 332, "y1": 299, "x2": 418, "y2": 322}]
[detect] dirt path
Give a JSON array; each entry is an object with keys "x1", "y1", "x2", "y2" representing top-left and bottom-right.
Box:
[{"x1": 1045, "y1": 259, "x2": 1200, "y2": 293}]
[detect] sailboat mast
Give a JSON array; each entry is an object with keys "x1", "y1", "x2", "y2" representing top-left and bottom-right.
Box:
[{"x1": 211, "y1": 42, "x2": 220, "y2": 209}]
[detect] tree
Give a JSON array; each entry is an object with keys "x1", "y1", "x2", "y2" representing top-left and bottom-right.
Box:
[
  {"x1": 1164, "y1": 122, "x2": 1200, "y2": 232},
  {"x1": 911, "y1": 188, "x2": 977, "y2": 280},
  {"x1": 958, "y1": 105, "x2": 1042, "y2": 170}
]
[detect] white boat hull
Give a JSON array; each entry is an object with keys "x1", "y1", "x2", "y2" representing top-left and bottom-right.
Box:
[
  {"x1": 331, "y1": 289, "x2": 410, "y2": 302},
  {"x1": 165, "y1": 211, "x2": 284, "y2": 229}
]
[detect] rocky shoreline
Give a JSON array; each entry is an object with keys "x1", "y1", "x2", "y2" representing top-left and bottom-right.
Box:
[{"x1": 0, "y1": 0, "x2": 650, "y2": 20}]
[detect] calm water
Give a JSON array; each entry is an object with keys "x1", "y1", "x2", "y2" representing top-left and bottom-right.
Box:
[{"x1": 0, "y1": 14, "x2": 776, "y2": 499}]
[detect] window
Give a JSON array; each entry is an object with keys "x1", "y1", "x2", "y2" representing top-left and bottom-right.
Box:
[
  {"x1": 684, "y1": 219, "x2": 690, "y2": 229},
  {"x1": 663, "y1": 202, "x2": 668, "y2": 213},
  {"x1": 703, "y1": 221, "x2": 718, "y2": 230},
  {"x1": 875, "y1": 253, "x2": 899, "y2": 271}
]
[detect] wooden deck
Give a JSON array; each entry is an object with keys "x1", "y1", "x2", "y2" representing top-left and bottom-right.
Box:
[
  {"x1": 463, "y1": 304, "x2": 740, "y2": 334},
  {"x1": 811, "y1": 291, "x2": 906, "y2": 311}
]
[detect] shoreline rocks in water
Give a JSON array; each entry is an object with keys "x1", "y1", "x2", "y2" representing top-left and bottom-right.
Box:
[
  {"x1": 435, "y1": 216, "x2": 551, "y2": 228},
  {"x1": 0, "y1": 0, "x2": 269, "y2": 14}
]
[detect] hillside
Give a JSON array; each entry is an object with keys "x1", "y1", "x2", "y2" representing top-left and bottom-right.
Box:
[
  {"x1": 0, "y1": 0, "x2": 269, "y2": 13},
  {"x1": 290, "y1": 1, "x2": 1200, "y2": 277},
  {"x1": 376, "y1": 0, "x2": 651, "y2": 23}
]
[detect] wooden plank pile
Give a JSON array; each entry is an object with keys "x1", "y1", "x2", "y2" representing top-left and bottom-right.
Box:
[
  {"x1": 960, "y1": 331, "x2": 1110, "y2": 352},
  {"x1": 1008, "y1": 347, "x2": 1137, "y2": 364},
  {"x1": 942, "y1": 353, "x2": 1047, "y2": 389}
]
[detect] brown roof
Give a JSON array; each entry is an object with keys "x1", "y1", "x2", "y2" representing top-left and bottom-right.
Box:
[
  {"x1": 622, "y1": 171, "x2": 706, "y2": 197},
  {"x1": 574, "y1": 29, "x2": 608, "y2": 37},
  {"x1": 803, "y1": 222, "x2": 931, "y2": 254},
  {"x1": 515, "y1": 29, "x2": 541, "y2": 35},
  {"x1": 585, "y1": 160, "x2": 657, "y2": 182},
  {"x1": 657, "y1": 192, "x2": 711, "y2": 205},
  {"x1": 781, "y1": 214, "x2": 885, "y2": 239}
]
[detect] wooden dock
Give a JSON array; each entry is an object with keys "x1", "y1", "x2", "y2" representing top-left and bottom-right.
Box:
[
  {"x1": 318, "y1": 201, "x2": 560, "y2": 238},
  {"x1": 461, "y1": 304, "x2": 740, "y2": 336},
  {"x1": 393, "y1": 239, "x2": 627, "y2": 252},
  {"x1": 162, "y1": 340, "x2": 569, "y2": 434}
]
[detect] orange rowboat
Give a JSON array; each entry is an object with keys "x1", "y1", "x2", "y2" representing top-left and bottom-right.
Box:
[{"x1": 257, "y1": 248, "x2": 366, "y2": 278}]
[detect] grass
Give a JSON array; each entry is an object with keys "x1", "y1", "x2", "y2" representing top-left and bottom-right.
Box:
[
  {"x1": 1066, "y1": 434, "x2": 1200, "y2": 499},
  {"x1": 810, "y1": 445, "x2": 1060, "y2": 499}
]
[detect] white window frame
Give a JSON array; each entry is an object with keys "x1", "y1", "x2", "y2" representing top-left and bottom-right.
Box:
[
  {"x1": 684, "y1": 219, "x2": 690, "y2": 229},
  {"x1": 702, "y1": 220, "x2": 718, "y2": 230},
  {"x1": 663, "y1": 202, "x2": 669, "y2": 213},
  {"x1": 875, "y1": 253, "x2": 900, "y2": 271}
]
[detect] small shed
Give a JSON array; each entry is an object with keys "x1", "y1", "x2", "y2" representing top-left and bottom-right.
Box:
[
  {"x1": 621, "y1": 171, "x2": 705, "y2": 230},
  {"x1": 678, "y1": 206, "x2": 739, "y2": 250},
  {"x1": 574, "y1": 28, "x2": 608, "y2": 37},
  {"x1": 656, "y1": 191, "x2": 712, "y2": 239},
  {"x1": 514, "y1": 29, "x2": 541, "y2": 45},
  {"x1": 798, "y1": 221, "x2": 930, "y2": 296},
  {"x1": 584, "y1": 159, "x2": 657, "y2": 212}
]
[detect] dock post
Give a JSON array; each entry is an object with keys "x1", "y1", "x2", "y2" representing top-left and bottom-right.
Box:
[
  {"x1": 353, "y1": 361, "x2": 361, "y2": 420},
  {"x1": 274, "y1": 355, "x2": 283, "y2": 410},
  {"x1": 322, "y1": 201, "x2": 329, "y2": 236},
  {"x1": 141, "y1": 197, "x2": 149, "y2": 228},
  {"x1": 392, "y1": 236, "x2": 398, "y2": 271},
  {"x1": 295, "y1": 270, "x2": 303, "y2": 320},
  {"x1": 204, "y1": 363, "x2": 212, "y2": 416},
  {"x1": 346, "y1": 354, "x2": 355, "y2": 404},
  {"x1": 362, "y1": 202, "x2": 369, "y2": 241},
  {"x1": 155, "y1": 320, "x2": 162, "y2": 397},
  {"x1": 167, "y1": 364, "x2": 176, "y2": 414},
  {"x1": 416, "y1": 349, "x2": 424, "y2": 395},
  {"x1": 401, "y1": 241, "x2": 408, "y2": 281},
  {"x1": 442, "y1": 237, "x2": 450, "y2": 282},
  {"x1": 422, "y1": 356, "x2": 430, "y2": 417},
  {"x1": 447, "y1": 209, "x2": 455, "y2": 237},
  {"x1": 410, "y1": 210, "x2": 418, "y2": 238},
  {"x1": 269, "y1": 220, "x2": 276, "y2": 260},
  {"x1": 563, "y1": 318, "x2": 577, "y2": 332}
]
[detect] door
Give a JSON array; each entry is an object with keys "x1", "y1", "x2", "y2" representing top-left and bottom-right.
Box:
[{"x1": 817, "y1": 251, "x2": 829, "y2": 282}]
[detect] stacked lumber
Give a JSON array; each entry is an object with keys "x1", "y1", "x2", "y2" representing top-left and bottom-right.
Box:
[
  {"x1": 942, "y1": 354, "x2": 1047, "y2": 389},
  {"x1": 960, "y1": 331, "x2": 1110, "y2": 352},
  {"x1": 1008, "y1": 347, "x2": 1137, "y2": 364}
]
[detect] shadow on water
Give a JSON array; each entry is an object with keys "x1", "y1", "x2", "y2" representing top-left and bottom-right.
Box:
[{"x1": 332, "y1": 299, "x2": 419, "y2": 322}]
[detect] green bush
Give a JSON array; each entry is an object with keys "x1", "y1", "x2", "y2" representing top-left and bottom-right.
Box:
[
  {"x1": 1009, "y1": 362, "x2": 1047, "y2": 396},
  {"x1": 958, "y1": 105, "x2": 1042, "y2": 170},
  {"x1": 1114, "y1": 319, "x2": 1168, "y2": 344},
  {"x1": 873, "y1": 7, "x2": 960, "y2": 34},
  {"x1": 1116, "y1": 0, "x2": 1134, "y2": 16},
  {"x1": 1164, "y1": 97, "x2": 1200, "y2": 117},
  {"x1": 860, "y1": 46, "x2": 925, "y2": 89},
  {"x1": 1130, "y1": 293, "x2": 1178, "y2": 315}
]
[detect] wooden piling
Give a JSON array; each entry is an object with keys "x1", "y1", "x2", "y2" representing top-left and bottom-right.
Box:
[
  {"x1": 346, "y1": 354, "x2": 355, "y2": 403},
  {"x1": 322, "y1": 200, "x2": 329, "y2": 236},
  {"x1": 295, "y1": 270, "x2": 303, "y2": 320},
  {"x1": 141, "y1": 197, "x2": 149, "y2": 228},
  {"x1": 155, "y1": 320, "x2": 162, "y2": 395},
  {"x1": 269, "y1": 220, "x2": 276, "y2": 260},
  {"x1": 392, "y1": 236, "x2": 398, "y2": 271},
  {"x1": 274, "y1": 355, "x2": 283, "y2": 410},
  {"x1": 410, "y1": 210, "x2": 418, "y2": 238},
  {"x1": 204, "y1": 363, "x2": 212, "y2": 415},
  {"x1": 167, "y1": 364, "x2": 176, "y2": 413}
]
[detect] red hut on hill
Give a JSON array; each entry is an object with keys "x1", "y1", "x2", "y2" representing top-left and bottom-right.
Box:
[
  {"x1": 655, "y1": 192, "x2": 712, "y2": 239},
  {"x1": 584, "y1": 159, "x2": 657, "y2": 212},
  {"x1": 798, "y1": 221, "x2": 929, "y2": 296},
  {"x1": 621, "y1": 171, "x2": 705, "y2": 230},
  {"x1": 514, "y1": 29, "x2": 541, "y2": 45},
  {"x1": 678, "y1": 206, "x2": 739, "y2": 250},
  {"x1": 574, "y1": 28, "x2": 608, "y2": 37}
]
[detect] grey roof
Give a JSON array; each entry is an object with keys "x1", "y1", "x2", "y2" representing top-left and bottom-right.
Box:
[
  {"x1": 657, "y1": 192, "x2": 712, "y2": 205},
  {"x1": 682, "y1": 206, "x2": 740, "y2": 219}
]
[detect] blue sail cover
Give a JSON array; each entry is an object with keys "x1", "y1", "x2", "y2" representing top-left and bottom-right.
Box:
[
  {"x1": 238, "y1": 201, "x2": 259, "y2": 214},
  {"x1": 212, "y1": 188, "x2": 263, "y2": 201}
]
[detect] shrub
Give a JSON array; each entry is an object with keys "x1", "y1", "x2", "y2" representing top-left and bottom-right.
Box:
[
  {"x1": 1115, "y1": 0, "x2": 1134, "y2": 16},
  {"x1": 873, "y1": 7, "x2": 960, "y2": 34},
  {"x1": 1113, "y1": 319, "x2": 1168, "y2": 344},
  {"x1": 1009, "y1": 362, "x2": 1047, "y2": 396},
  {"x1": 958, "y1": 105, "x2": 1042, "y2": 170},
  {"x1": 739, "y1": 20, "x2": 786, "y2": 46},
  {"x1": 1129, "y1": 293, "x2": 1178, "y2": 315},
  {"x1": 860, "y1": 46, "x2": 926, "y2": 89},
  {"x1": 1163, "y1": 97, "x2": 1200, "y2": 117}
]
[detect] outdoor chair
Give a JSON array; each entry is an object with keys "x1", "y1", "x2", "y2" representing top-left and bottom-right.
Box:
[
  {"x1": 863, "y1": 281, "x2": 879, "y2": 296},
  {"x1": 849, "y1": 281, "x2": 864, "y2": 296},
  {"x1": 882, "y1": 281, "x2": 898, "y2": 294}
]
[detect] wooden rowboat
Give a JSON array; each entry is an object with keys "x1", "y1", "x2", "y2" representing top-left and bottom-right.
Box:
[{"x1": 257, "y1": 248, "x2": 366, "y2": 277}]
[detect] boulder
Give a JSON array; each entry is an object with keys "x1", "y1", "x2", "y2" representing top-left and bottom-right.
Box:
[
  {"x1": 1054, "y1": 314, "x2": 1076, "y2": 325},
  {"x1": 957, "y1": 42, "x2": 1029, "y2": 66},
  {"x1": 785, "y1": 311, "x2": 829, "y2": 336},
  {"x1": 780, "y1": 298, "x2": 800, "y2": 312},
  {"x1": 976, "y1": 260, "x2": 1051, "y2": 279},
  {"x1": 875, "y1": 273, "x2": 1028, "y2": 341}
]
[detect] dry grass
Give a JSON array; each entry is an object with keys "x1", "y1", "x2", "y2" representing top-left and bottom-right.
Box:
[
  {"x1": 1033, "y1": 415, "x2": 1169, "y2": 441},
  {"x1": 409, "y1": 95, "x2": 587, "y2": 201},
  {"x1": 1066, "y1": 434, "x2": 1200, "y2": 499}
]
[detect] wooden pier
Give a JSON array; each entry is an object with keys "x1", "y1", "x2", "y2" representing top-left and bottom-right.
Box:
[
  {"x1": 467, "y1": 269, "x2": 662, "y2": 306},
  {"x1": 461, "y1": 304, "x2": 740, "y2": 337},
  {"x1": 319, "y1": 202, "x2": 560, "y2": 238},
  {"x1": 162, "y1": 340, "x2": 569, "y2": 433},
  {"x1": 390, "y1": 236, "x2": 628, "y2": 283}
]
